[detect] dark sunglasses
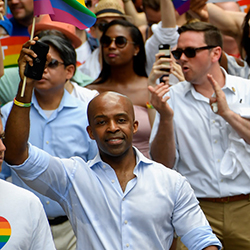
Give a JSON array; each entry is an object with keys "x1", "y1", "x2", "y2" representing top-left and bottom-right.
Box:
[
  {"x1": 48, "y1": 59, "x2": 65, "y2": 69},
  {"x1": 95, "y1": 22, "x2": 108, "y2": 32},
  {"x1": 171, "y1": 45, "x2": 217, "y2": 60},
  {"x1": 100, "y1": 35, "x2": 135, "y2": 48}
]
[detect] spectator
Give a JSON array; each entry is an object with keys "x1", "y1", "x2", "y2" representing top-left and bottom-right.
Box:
[{"x1": 149, "y1": 21, "x2": 250, "y2": 250}]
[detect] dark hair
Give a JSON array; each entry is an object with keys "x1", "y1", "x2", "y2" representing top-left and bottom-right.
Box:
[
  {"x1": 94, "y1": 19, "x2": 147, "y2": 84},
  {"x1": 241, "y1": 9, "x2": 250, "y2": 66},
  {"x1": 178, "y1": 21, "x2": 223, "y2": 49},
  {"x1": 39, "y1": 34, "x2": 76, "y2": 69},
  {"x1": 142, "y1": 0, "x2": 160, "y2": 11}
]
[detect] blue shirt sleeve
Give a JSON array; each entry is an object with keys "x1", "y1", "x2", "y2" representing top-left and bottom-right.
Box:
[{"x1": 0, "y1": 16, "x2": 13, "y2": 35}]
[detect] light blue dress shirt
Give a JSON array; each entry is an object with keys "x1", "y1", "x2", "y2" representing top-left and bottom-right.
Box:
[
  {"x1": 150, "y1": 68, "x2": 250, "y2": 198},
  {"x1": 9, "y1": 145, "x2": 222, "y2": 250},
  {"x1": 1, "y1": 90, "x2": 98, "y2": 217}
]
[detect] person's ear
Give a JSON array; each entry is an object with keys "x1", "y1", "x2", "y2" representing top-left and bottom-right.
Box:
[
  {"x1": 134, "y1": 45, "x2": 140, "y2": 57},
  {"x1": 87, "y1": 125, "x2": 95, "y2": 140},
  {"x1": 90, "y1": 26, "x2": 97, "y2": 39},
  {"x1": 133, "y1": 120, "x2": 139, "y2": 134},
  {"x1": 65, "y1": 64, "x2": 75, "y2": 80},
  {"x1": 211, "y1": 46, "x2": 222, "y2": 63}
]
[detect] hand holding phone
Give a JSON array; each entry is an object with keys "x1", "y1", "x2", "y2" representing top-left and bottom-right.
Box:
[{"x1": 24, "y1": 41, "x2": 49, "y2": 80}]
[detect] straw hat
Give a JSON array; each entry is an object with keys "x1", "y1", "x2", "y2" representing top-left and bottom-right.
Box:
[
  {"x1": 94, "y1": 0, "x2": 133, "y2": 23},
  {"x1": 28, "y1": 15, "x2": 82, "y2": 48}
]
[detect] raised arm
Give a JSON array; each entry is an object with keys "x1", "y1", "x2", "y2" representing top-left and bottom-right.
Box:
[
  {"x1": 122, "y1": 0, "x2": 147, "y2": 27},
  {"x1": 4, "y1": 39, "x2": 48, "y2": 165}
]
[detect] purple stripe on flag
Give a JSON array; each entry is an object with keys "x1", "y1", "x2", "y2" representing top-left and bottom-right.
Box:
[
  {"x1": 174, "y1": 0, "x2": 190, "y2": 15},
  {"x1": 33, "y1": 0, "x2": 54, "y2": 16}
]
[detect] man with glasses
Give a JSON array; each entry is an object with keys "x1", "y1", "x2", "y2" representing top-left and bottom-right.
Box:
[
  {"x1": 0, "y1": 34, "x2": 98, "y2": 250},
  {"x1": 149, "y1": 21, "x2": 250, "y2": 249}
]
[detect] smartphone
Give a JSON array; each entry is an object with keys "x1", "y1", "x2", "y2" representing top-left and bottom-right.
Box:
[
  {"x1": 24, "y1": 41, "x2": 49, "y2": 80},
  {"x1": 158, "y1": 44, "x2": 170, "y2": 83}
]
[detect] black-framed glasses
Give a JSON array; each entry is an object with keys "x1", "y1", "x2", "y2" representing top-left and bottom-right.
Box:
[
  {"x1": 48, "y1": 59, "x2": 65, "y2": 69},
  {"x1": 100, "y1": 35, "x2": 135, "y2": 48},
  {"x1": 171, "y1": 45, "x2": 217, "y2": 60},
  {"x1": 95, "y1": 22, "x2": 108, "y2": 32}
]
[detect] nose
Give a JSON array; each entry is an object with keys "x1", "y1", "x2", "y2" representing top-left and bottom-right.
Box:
[
  {"x1": 107, "y1": 120, "x2": 119, "y2": 132},
  {"x1": 109, "y1": 38, "x2": 116, "y2": 49},
  {"x1": 0, "y1": 139, "x2": 6, "y2": 153}
]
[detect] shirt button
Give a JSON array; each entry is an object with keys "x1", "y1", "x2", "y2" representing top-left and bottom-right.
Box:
[
  {"x1": 111, "y1": 180, "x2": 115, "y2": 183},
  {"x1": 122, "y1": 198, "x2": 125, "y2": 201},
  {"x1": 46, "y1": 141, "x2": 49, "y2": 144},
  {"x1": 221, "y1": 179, "x2": 224, "y2": 182},
  {"x1": 103, "y1": 165, "x2": 106, "y2": 169},
  {"x1": 46, "y1": 200, "x2": 50, "y2": 204},
  {"x1": 217, "y1": 159, "x2": 221, "y2": 163},
  {"x1": 212, "y1": 120, "x2": 216, "y2": 124},
  {"x1": 124, "y1": 220, "x2": 128, "y2": 224},
  {"x1": 126, "y1": 243, "x2": 129, "y2": 247},
  {"x1": 214, "y1": 140, "x2": 217, "y2": 143}
]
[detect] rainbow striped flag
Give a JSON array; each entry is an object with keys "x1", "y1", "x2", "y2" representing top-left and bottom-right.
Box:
[
  {"x1": 0, "y1": 36, "x2": 30, "y2": 68},
  {"x1": 173, "y1": 0, "x2": 190, "y2": 15},
  {"x1": 33, "y1": 0, "x2": 96, "y2": 30}
]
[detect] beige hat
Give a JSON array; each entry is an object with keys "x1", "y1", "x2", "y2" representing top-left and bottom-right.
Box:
[{"x1": 94, "y1": 0, "x2": 133, "y2": 23}]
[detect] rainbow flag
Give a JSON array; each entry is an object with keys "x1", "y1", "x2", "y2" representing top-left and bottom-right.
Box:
[
  {"x1": 172, "y1": 0, "x2": 190, "y2": 15},
  {"x1": 33, "y1": 0, "x2": 96, "y2": 30},
  {"x1": 0, "y1": 36, "x2": 30, "y2": 68},
  {"x1": 0, "y1": 217, "x2": 11, "y2": 249}
]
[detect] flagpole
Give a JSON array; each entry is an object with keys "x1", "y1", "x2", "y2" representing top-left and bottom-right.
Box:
[{"x1": 20, "y1": 16, "x2": 36, "y2": 97}]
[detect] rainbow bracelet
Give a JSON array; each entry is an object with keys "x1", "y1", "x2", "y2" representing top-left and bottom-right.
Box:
[
  {"x1": 13, "y1": 97, "x2": 31, "y2": 108},
  {"x1": 146, "y1": 102, "x2": 154, "y2": 109}
]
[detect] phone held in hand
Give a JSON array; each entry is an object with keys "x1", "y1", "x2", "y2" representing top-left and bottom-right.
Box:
[
  {"x1": 24, "y1": 41, "x2": 49, "y2": 80},
  {"x1": 158, "y1": 44, "x2": 170, "y2": 83}
]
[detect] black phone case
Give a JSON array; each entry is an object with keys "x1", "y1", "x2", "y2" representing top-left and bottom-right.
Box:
[{"x1": 24, "y1": 41, "x2": 49, "y2": 80}]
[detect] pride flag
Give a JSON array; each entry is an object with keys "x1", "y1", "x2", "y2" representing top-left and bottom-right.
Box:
[
  {"x1": 0, "y1": 36, "x2": 30, "y2": 68},
  {"x1": 33, "y1": 0, "x2": 96, "y2": 30},
  {"x1": 0, "y1": 217, "x2": 11, "y2": 249},
  {"x1": 172, "y1": 0, "x2": 190, "y2": 15}
]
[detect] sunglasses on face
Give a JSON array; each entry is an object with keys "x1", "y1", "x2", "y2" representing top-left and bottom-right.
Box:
[
  {"x1": 95, "y1": 22, "x2": 108, "y2": 32},
  {"x1": 100, "y1": 35, "x2": 135, "y2": 48},
  {"x1": 171, "y1": 45, "x2": 217, "y2": 60},
  {"x1": 47, "y1": 59, "x2": 65, "y2": 69}
]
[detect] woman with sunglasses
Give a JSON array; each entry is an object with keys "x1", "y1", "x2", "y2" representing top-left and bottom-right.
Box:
[{"x1": 87, "y1": 19, "x2": 153, "y2": 158}]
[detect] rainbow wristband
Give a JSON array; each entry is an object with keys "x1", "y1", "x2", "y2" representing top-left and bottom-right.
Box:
[
  {"x1": 13, "y1": 97, "x2": 31, "y2": 108},
  {"x1": 146, "y1": 102, "x2": 154, "y2": 109}
]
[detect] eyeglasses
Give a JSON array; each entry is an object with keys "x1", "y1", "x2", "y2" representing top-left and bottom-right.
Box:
[
  {"x1": 47, "y1": 59, "x2": 65, "y2": 69},
  {"x1": 100, "y1": 35, "x2": 135, "y2": 48},
  {"x1": 171, "y1": 46, "x2": 217, "y2": 60},
  {"x1": 95, "y1": 22, "x2": 108, "y2": 32}
]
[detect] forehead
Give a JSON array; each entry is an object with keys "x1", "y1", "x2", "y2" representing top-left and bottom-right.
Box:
[
  {"x1": 96, "y1": 17, "x2": 123, "y2": 23},
  {"x1": 178, "y1": 31, "x2": 205, "y2": 47},
  {"x1": 105, "y1": 24, "x2": 131, "y2": 38},
  {"x1": 90, "y1": 95, "x2": 132, "y2": 119}
]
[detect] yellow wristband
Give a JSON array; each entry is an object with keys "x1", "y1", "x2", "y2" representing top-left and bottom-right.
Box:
[
  {"x1": 13, "y1": 97, "x2": 31, "y2": 108},
  {"x1": 146, "y1": 102, "x2": 154, "y2": 109}
]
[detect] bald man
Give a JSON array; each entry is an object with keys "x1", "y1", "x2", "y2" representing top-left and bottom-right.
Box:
[{"x1": 3, "y1": 49, "x2": 222, "y2": 249}]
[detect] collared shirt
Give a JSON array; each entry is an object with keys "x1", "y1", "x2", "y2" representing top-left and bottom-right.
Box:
[
  {"x1": 9, "y1": 145, "x2": 221, "y2": 250},
  {"x1": 150, "y1": 68, "x2": 250, "y2": 198},
  {"x1": 1, "y1": 90, "x2": 98, "y2": 217}
]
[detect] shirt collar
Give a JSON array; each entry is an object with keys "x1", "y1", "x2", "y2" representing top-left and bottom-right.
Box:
[{"x1": 88, "y1": 146, "x2": 152, "y2": 169}]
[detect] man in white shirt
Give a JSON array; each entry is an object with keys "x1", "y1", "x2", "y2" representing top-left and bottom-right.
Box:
[{"x1": 149, "y1": 21, "x2": 250, "y2": 250}]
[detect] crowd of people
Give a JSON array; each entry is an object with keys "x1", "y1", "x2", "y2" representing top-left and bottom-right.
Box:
[{"x1": 0, "y1": 0, "x2": 249, "y2": 249}]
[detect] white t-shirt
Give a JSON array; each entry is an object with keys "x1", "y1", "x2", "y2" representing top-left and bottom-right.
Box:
[{"x1": 0, "y1": 179, "x2": 56, "y2": 250}]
